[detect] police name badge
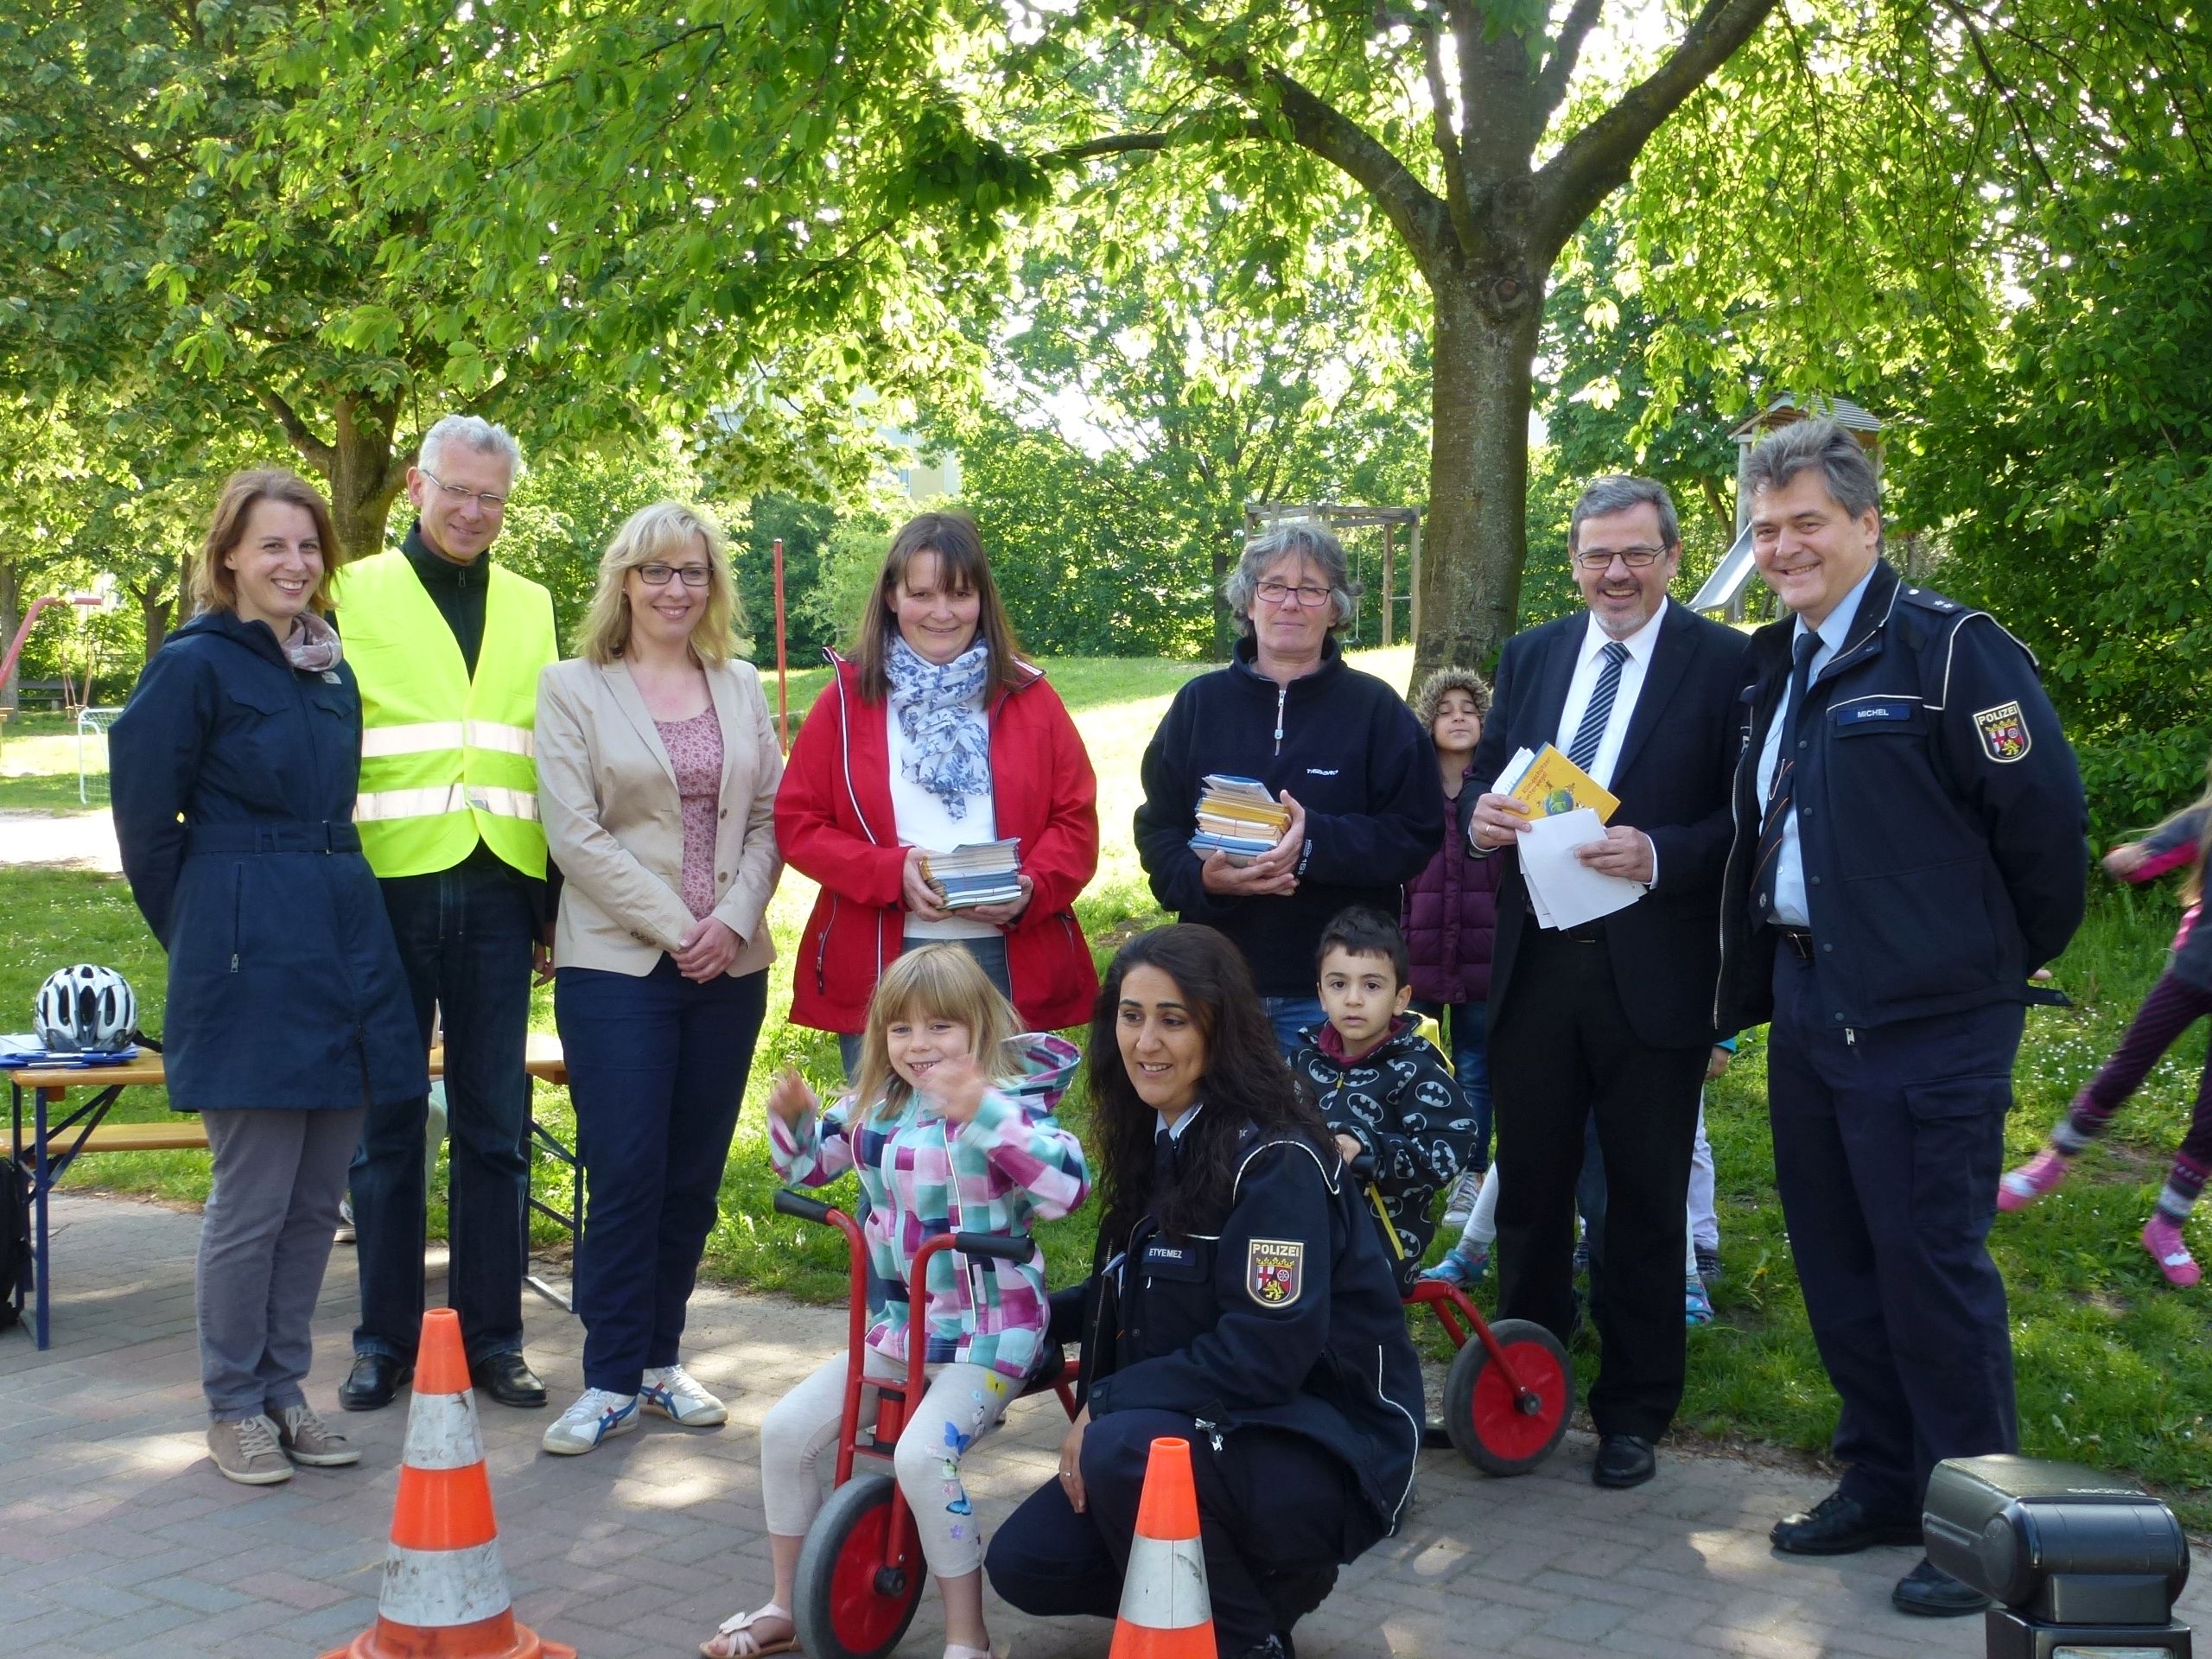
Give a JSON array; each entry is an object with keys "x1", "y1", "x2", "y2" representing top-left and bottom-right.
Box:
[
  {"x1": 1246, "y1": 1238, "x2": 1305, "y2": 1307},
  {"x1": 1974, "y1": 701, "x2": 2031, "y2": 763}
]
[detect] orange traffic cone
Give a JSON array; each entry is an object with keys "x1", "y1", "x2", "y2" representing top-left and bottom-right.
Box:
[
  {"x1": 321, "y1": 1309, "x2": 573, "y2": 1659},
  {"x1": 1107, "y1": 1436, "x2": 1215, "y2": 1659}
]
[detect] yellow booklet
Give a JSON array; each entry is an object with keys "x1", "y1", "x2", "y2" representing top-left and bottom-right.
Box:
[{"x1": 1497, "y1": 744, "x2": 1618, "y2": 823}]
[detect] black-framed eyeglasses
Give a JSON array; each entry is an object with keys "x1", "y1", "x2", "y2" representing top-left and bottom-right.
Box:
[
  {"x1": 1255, "y1": 579, "x2": 1332, "y2": 607},
  {"x1": 419, "y1": 467, "x2": 509, "y2": 512},
  {"x1": 635, "y1": 563, "x2": 712, "y2": 588},
  {"x1": 1571, "y1": 544, "x2": 1668, "y2": 570}
]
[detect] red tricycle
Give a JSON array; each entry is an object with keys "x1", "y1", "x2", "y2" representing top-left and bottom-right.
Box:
[
  {"x1": 770, "y1": 1188, "x2": 1079, "y2": 1659},
  {"x1": 1351, "y1": 1157, "x2": 1574, "y2": 1476}
]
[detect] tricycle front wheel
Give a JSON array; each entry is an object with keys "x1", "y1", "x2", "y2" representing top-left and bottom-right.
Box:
[{"x1": 792, "y1": 1474, "x2": 925, "y2": 1659}]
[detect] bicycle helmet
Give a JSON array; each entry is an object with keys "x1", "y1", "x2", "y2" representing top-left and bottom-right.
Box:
[{"x1": 34, "y1": 964, "x2": 137, "y2": 1053}]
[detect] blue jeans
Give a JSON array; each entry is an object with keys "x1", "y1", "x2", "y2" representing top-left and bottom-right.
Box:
[
  {"x1": 556, "y1": 960, "x2": 767, "y2": 1393},
  {"x1": 1435, "y1": 1000, "x2": 1494, "y2": 1172},
  {"x1": 1261, "y1": 995, "x2": 1327, "y2": 1058},
  {"x1": 352, "y1": 861, "x2": 535, "y2": 1365}
]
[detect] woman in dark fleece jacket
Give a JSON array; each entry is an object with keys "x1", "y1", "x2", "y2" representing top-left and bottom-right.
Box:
[{"x1": 1134, "y1": 521, "x2": 1442, "y2": 1054}]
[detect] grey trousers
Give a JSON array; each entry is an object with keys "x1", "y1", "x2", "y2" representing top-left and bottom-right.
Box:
[{"x1": 199, "y1": 1107, "x2": 365, "y2": 1421}]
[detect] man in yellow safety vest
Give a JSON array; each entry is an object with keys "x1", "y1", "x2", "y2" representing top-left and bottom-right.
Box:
[{"x1": 332, "y1": 414, "x2": 559, "y2": 1414}]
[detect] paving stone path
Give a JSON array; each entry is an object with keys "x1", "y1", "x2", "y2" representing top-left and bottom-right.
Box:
[{"x1": 4, "y1": 1192, "x2": 2205, "y2": 1657}]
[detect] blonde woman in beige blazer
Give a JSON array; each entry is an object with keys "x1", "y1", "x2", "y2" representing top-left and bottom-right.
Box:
[{"x1": 534, "y1": 500, "x2": 784, "y2": 1455}]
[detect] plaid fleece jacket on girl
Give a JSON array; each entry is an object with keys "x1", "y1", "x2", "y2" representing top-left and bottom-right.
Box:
[{"x1": 771, "y1": 1032, "x2": 1089, "y2": 1382}]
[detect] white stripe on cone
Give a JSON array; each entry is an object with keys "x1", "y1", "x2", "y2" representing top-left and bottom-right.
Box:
[
  {"x1": 379, "y1": 1538, "x2": 513, "y2": 1628},
  {"x1": 399, "y1": 1390, "x2": 485, "y2": 1471},
  {"x1": 1117, "y1": 1534, "x2": 1212, "y2": 1630}
]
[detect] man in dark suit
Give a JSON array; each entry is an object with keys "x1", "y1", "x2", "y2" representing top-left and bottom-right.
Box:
[{"x1": 1465, "y1": 476, "x2": 1751, "y2": 1490}]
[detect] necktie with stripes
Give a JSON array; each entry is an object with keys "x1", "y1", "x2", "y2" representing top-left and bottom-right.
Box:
[
  {"x1": 1566, "y1": 640, "x2": 1630, "y2": 775},
  {"x1": 1751, "y1": 631, "x2": 1824, "y2": 922}
]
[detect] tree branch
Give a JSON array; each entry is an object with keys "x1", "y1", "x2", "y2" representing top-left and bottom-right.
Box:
[
  {"x1": 1102, "y1": 0, "x2": 1456, "y2": 269},
  {"x1": 252, "y1": 385, "x2": 335, "y2": 474},
  {"x1": 1419, "y1": 20, "x2": 1480, "y2": 255},
  {"x1": 1530, "y1": 0, "x2": 1779, "y2": 258},
  {"x1": 1037, "y1": 118, "x2": 1270, "y2": 167},
  {"x1": 1935, "y1": 0, "x2": 2059, "y2": 194},
  {"x1": 1535, "y1": 0, "x2": 1608, "y2": 126}
]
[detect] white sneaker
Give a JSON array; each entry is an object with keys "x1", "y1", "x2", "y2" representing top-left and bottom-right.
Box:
[
  {"x1": 334, "y1": 1197, "x2": 355, "y2": 1244},
  {"x1": 1441, "y1": 1169, "x2": 1484, "y2": 1231},
  {"x1": 640, "y1": 1363, "x2": 728, "y2": 1427},
  {"x1": 541, "y1": 1388, "x2": 639, "y2": 1455}
]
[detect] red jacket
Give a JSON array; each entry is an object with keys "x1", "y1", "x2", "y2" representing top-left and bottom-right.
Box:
[{"x1": 775, "y1": 652, "x2": 1101, "y2": 1034}]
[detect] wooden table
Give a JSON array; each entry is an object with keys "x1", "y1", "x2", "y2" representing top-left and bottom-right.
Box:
[{"x1": 7, "y1": 1033, "x2": 576, "y2": 1350}]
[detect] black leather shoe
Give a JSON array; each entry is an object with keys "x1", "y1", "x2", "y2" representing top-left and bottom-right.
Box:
[
  {"x1": 1770, "y1": 1491, "x2": 1923, "y2": 1555},
  {"x1": 1592, "y1": 1433, "x2": 1656, "y2": 1488},
  {"x1": 337, "y1": 1352, "x2": 412, "y2": 1412},
  {"x1": 1891, "y1": 1555, "x2": 1992, "y2": 1617},
  {"x1": 469, "y1": 1351, "x2": 548, "y2": 1408}
]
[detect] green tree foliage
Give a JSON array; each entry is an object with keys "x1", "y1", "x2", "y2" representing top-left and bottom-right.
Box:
[
  {"x1": 938, "y1": 198, "x2": 1427, "y2": 660},
  {"x1": 737, "y1": 496, "x2": 840, "y2": 667},
  {"x1": 1915, "y1": 172, "x2": 2212, "y2": 838}
]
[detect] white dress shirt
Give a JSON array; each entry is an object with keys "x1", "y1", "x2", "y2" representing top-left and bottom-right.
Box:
[
  {"x1": 1554, "y1": 601, "x2": 1669, "y2": 791},
  {"x1": 1755, "y1": 565, "x2": 1879, "y2": 927}
]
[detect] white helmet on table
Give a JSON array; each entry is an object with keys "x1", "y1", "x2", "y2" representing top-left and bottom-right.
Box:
[{"x1": 34, "y1": 964, "x2": 137, "y2": 1053}]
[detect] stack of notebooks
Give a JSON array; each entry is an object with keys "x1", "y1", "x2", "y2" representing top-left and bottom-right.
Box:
[
  {"x1": 1189, "y1": 774, "x2": 1291, "y2": 866},
  {"x1": 1489, "y1": 744, "x2": 1642, "y2": 931},
  {"x1": 921, "y1": 839, "x2": 1024, "y2": 910}
]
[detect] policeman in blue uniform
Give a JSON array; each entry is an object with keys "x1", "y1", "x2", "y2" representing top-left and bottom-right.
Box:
[
  {"x1": 986, "y1": 925, "x2": 1424, "y2": 1659},
  {"x1": 1716, "y1": 419, "x2": 2088, "y2": 1618}
]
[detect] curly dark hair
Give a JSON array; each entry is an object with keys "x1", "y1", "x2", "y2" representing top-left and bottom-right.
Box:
[{"x1": 1086, "y1": 925, "x2": 1327, "y2": 1243}]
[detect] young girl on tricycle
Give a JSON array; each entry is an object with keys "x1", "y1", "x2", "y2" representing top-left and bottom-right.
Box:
[{"x1": 699, "y1": 944, "x2": 1090, "y2": 1659}]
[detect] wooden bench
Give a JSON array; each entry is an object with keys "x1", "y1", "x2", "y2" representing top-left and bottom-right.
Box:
[{"x1": 7, "y1": 1033, "x2": 575, "y2": 1349}]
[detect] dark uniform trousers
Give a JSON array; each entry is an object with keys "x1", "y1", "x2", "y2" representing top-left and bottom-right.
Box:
[
  {"x1": 1769, "y1": 946, "x2": 2022, "y2": 1516},
  {"x1": 1489, "y1": 925, "x2": 1708, "y2": 1441},
  {"x1": 988, "y1": 1408, "x2": 1351, "y2": 1655}
]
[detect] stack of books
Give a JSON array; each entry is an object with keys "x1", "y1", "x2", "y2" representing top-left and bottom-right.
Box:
[
  {"x1": 1492, "y1": 744, "x2": 1618, "y2": 823},
  {"x1": 1189, "y1": 774, "x2": 1291, "y2": 866},
  {"x1": 921, "y1": 839, "x2": 1024, "y2": 910}
]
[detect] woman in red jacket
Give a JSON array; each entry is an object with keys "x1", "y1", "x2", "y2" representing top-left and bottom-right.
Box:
[{"x1": 776, "y1": 511, "x2": 1101, "y2": 1073}]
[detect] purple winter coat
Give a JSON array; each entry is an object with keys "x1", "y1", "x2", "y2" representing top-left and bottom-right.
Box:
[{"x1": 1401, "y1": 775, "x2": 1501, "y2": 1007}]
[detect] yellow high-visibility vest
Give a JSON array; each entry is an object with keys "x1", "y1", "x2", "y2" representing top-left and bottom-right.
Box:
[{"x1": 334, "y1": 550, "x2": 557, "y2": 880}]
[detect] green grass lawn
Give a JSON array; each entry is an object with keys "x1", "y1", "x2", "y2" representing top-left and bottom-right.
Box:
[
  {"x1": 5, "y1": 645, "x2": 2205, "y2": 1525},
  {"x1": 0, "y1": 718, "x2": 110, "y2": 810}
]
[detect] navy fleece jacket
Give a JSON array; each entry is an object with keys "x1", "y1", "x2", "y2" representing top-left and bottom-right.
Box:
[{"x1": 1134, "y1": 637, "x2": 1443, "y2": 996}]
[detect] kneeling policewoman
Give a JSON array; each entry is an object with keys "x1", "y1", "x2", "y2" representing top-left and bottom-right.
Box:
[{"x1": 986, "y1": 925, "x2": 1424, "y2": 1659}]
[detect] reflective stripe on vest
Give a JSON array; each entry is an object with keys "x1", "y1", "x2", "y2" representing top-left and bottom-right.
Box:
[
  {"x1": 334, "y1": 551, "x2": 556, "y2": 880},
  {"x1": 359, "y1": 720, "x2": 536, "y2": 760},
  {"x1": 353, "y1": 785, "x2": 542, "y2": 823}
]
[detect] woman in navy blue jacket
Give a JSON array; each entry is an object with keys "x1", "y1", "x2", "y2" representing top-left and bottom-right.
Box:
[
  {"x1": 1134, "y1": 522, "x2": 1443, "y2": 1053},
  {"x1": 111, "y1": 469, "x2": 423, "y2": 1487},
  {"x1": 986, "y1": 925, "x2": 1424, "y2": 1659}
]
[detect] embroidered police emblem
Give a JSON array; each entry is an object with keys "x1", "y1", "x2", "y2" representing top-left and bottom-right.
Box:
[
  {"x1": 1974, "y1": 701, "x2": 2031, "y2": 763},
  {"x1": 1246, "y1": 1238, "x2": 1305, "y2": 1306}
]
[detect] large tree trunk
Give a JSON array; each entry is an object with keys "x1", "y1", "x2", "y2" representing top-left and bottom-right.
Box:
[
  {"x1": 327, "y1": 394, "x2": 405, "y2": 561},
  {"x1": 1414, "y1": 270, "x2": 1545, "y2": 688}
]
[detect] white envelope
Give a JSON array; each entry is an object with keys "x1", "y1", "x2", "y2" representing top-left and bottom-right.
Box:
[{"x1": 1520, "y1": 808, "x2": 1644, "y2": 931}]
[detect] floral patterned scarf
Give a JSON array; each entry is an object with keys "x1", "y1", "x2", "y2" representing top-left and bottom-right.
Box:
[{"x1": 886, "y1": 633, "x2": 992, "y2": 817}]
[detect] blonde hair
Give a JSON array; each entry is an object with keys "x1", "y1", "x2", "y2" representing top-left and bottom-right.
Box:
[
  {"x1": 853, "y1": 945, "x2": 1022, "y2": 1122},
  {"x1": 188, "y1": 469, "x2": 344, "y2": 617},
  {"x1": 576, "y1": 500, "x2": 743, "y2": 666}
]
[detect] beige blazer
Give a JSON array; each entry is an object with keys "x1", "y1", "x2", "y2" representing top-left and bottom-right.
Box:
[{"x1": 537, "y1": 656, "x2": 784, "y2": 977}]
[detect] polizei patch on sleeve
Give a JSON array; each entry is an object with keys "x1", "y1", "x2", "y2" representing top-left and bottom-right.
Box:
[
  {"x1": 1246, "y1": 1238, "x2": 1305, "y2": 1306},
  {"x1": 1973, "y1": 701, "x2": 2031, "y2": 763}
]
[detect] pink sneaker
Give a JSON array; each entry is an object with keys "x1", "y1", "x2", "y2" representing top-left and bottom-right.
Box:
[
  {"x1": 1997, "y1": 1148, "x2": 2071, "y2": 1212},
  {"x1": 2141, "y1": 1216, "x2": 2202, "y2": 1287}
]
